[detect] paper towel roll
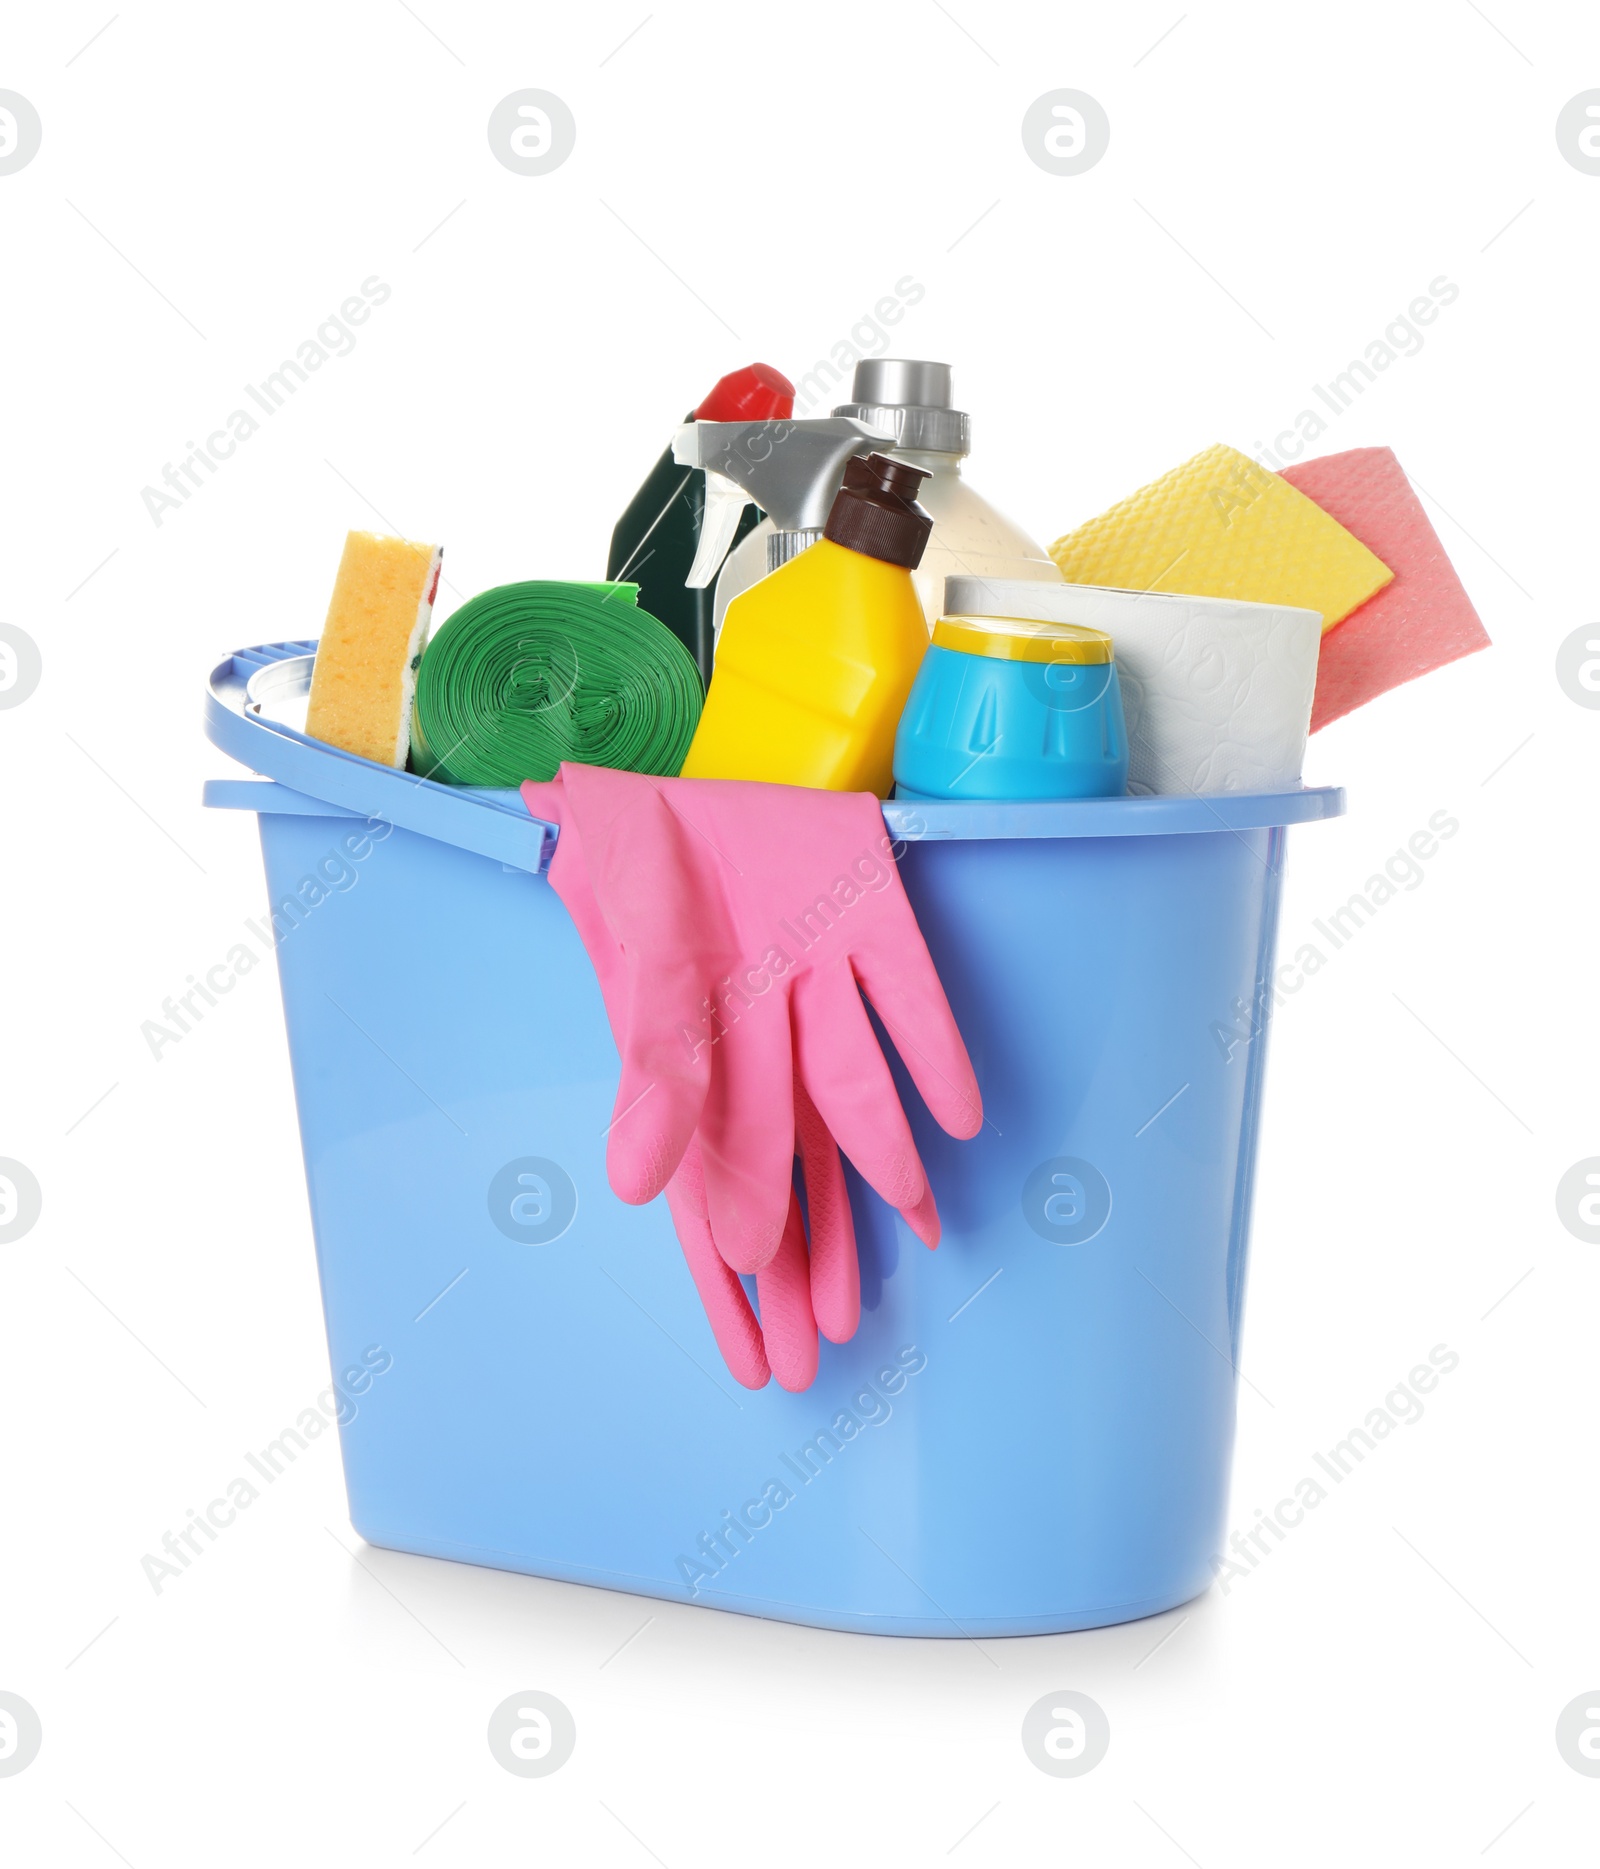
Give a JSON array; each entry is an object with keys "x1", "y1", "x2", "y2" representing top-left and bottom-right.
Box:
[{"x1": 943, "y1": 576, "x2": 1322, "y2": 797}]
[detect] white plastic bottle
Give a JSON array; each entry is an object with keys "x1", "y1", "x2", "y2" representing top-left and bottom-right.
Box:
[{"x1": 712, "y1": 359, "x2": 1061, "y2": 637}]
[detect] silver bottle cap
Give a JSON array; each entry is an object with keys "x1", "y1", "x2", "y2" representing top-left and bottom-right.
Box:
[{"x1": 833, "y1": 357, "x2": 970, "y2": 456}]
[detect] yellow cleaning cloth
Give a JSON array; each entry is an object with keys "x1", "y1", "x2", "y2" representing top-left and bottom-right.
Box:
[
  {"x1": 1050, "y1": 443, "x2": 1392, "y2": 632},
  {"x1": 305, "y1": 531, "x2": 442, "y2": 767}
]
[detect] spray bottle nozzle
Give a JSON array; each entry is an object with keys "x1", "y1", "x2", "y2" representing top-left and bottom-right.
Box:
[{"x1": 672, "y1": 416, "x2": 893, "y2": 589}]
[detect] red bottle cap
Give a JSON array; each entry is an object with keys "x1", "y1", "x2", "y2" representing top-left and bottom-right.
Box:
[{"x1": 693, "y1": 363, "x2": 795, "y2": 422}]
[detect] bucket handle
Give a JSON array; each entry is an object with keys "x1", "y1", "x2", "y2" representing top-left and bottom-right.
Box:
[{"x1": 205, "y1": 643, "x2": 556, "y2": 873}]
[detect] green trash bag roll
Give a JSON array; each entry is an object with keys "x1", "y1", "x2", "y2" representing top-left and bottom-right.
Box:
[{"x1": 411, "y1": 580, "x2": 703, "y2": 786}]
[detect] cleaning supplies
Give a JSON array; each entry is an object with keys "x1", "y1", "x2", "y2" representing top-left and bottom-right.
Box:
[
  {"x1": 942, "y1": 575, "x2": 1321, "y2": 796},
  {"x1": 672, "y1": 415, "x2": 893, "y2": 626},
  {"x1": 411, "y1": 581, "x2": 701, "y2": 786},
  {"x1": 680, "y1": 453, "x2": 933, "y2": 795},
  {"x1": 1050, "y1": 442, "x2": 1392, "y2": 631},
  {"x1": 607, "y1": 364, "x2": 795, "y2": 683},
  {"x1": 1278, "y1": 447, "x2": 1490, "y2": 732},
  {"x1": 832, "y1": 359, "x2": 1062, "y2": 629},
  {"x1": 893, "y1": 615, "x2": 1128, "y2": 801},
  {"x1": 520, "y1": 762, "x2": 982, "y2": 1388},
  {"x1": 711, "y1": 359, "x2": 1060, "y2": 636},
  {"x1": 304, "y1": 531, "x2": 442, "y2": 767}
]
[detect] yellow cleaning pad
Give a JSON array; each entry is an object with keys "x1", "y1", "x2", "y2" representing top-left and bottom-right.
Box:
[
  {"x1": 305, "y1": 531, "x2": 442, "y2": 767},
  {"x1": 1050, "y1": 443, "x2": 1392, "y2": 632}
]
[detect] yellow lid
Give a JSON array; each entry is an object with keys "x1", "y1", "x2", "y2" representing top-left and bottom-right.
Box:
[{"x1": 932, "y1": 614, "x2": 1114, "y2": 665}]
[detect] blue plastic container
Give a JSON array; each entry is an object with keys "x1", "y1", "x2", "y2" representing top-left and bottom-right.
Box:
[
  {"x1": 894, "y1": 614, "x2": 1128, "y2": 801},
  {"x1": 205, "y1": 641, "x2": 1342, "y2": 1637}
]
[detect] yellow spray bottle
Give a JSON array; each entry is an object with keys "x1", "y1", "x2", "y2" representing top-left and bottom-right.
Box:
[{"x1": 680, "y1": 453, "x2": 933, "y2": 795}]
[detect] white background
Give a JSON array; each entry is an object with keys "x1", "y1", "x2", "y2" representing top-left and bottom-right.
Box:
[{"x1": 2, "y1": 1, "x2": 1595, "y2": 1861}]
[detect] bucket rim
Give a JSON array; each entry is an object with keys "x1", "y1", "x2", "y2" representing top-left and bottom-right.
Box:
[{"x1": 206, "y1": 639, "x2": 1344, "y2": 862}]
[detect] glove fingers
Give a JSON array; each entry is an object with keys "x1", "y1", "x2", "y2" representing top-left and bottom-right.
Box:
[
  {"x1": 698, "y1": 994, "x2": 797, "y2": 1274},
  {"x1": 663, "y1": 1141, "x2": 770, "y2": 1391},
  {"x1": 606, "y1": 956, "x2": 713, "y2": 1205},
  {"x1": 755, "y1": 1192, "x2": 819, "y2": 1393},
  {"x1": 792, "y1": 965, "x2": 933, "y2": 1224},
  {"x1": 794, "y1": 1079, "x2": 860, "y2": 1342},
  {"x1": 899, "y1": 1178, "x2": 941, "y2": 1251},
  {"x1": 849, "y1": 930, "x2": 983, "y2": 1141}
]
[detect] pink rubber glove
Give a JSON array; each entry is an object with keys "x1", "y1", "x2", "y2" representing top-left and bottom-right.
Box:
[
  {"x1": 524, "y1": 764, "x2": 981, "y2": 1274},
  {"x1": 521, "y1": 766, "x2": 981, "y2": 1386},
  {"x1": 664, "y1": 1088, "x2": 856, "y2": 1392},
  {"x1": 523, "y1": 777, "x2": 863, "y2": 1391}
]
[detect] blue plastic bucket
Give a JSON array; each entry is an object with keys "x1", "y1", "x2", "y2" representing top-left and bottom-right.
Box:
[{"x1": 206, "y1": 641, "x2": 1343, "y2": 1637}]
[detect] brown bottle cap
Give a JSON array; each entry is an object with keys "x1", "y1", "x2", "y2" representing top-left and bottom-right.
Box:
[{"x1": 822, "y1": 452, "x2": 934, "y2": 568}]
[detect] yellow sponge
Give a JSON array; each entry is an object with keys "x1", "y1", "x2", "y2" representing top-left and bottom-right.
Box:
[
  {"x1": 1050, "y1": 443, "x2": 1392, "y2": 632},
  {"x1": 305, "y1": 531, "x2": 442, "y2": 767}
]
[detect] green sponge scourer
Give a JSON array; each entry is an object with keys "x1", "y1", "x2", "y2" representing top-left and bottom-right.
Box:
[{"x1": 411, "y1": 581, "x2": 703, "y2": 786}]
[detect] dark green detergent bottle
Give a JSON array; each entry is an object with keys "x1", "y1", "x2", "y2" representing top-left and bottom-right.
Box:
[{"x1": 607, "y1": 364, "x2": 794, "y2": 684}]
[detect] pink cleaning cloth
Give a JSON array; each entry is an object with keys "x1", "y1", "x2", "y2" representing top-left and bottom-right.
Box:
[
  {"x1": 522, "y1": 765, "x2": 982, "y2": 1391},
  {"x1": 1278, "y1": 447, "x2": 1490, "y2": 733}
]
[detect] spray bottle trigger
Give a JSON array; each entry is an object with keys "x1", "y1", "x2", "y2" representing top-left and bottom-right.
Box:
[{"x1": 684, "y1": 470, "x2": 749, "y2": 590}]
